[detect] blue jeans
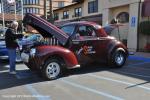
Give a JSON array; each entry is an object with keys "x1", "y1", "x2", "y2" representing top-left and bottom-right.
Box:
[{"x1": 7, "y1": 49, "x2": 16, "y2": 72}]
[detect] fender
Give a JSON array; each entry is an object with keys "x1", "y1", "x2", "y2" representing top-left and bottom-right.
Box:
[
  {"x1": 107, "y1": 39, "x2": 128, "y2": 60},
  {"x1": 36, "y1": 45, "x2": 79, "y2": 69}
]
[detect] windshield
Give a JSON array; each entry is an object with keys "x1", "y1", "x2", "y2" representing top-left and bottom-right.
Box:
[{"x1": 61, "y1": 25, "x2": 75, "y2": 36}]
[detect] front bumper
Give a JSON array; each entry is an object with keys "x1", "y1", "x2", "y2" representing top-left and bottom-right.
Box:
[
  {"x1": 21, "y1": 53, "x2": 29, "y2": 63},
  {"x1": 67, "y1": 64, "x2": 80, "y2": 69}
]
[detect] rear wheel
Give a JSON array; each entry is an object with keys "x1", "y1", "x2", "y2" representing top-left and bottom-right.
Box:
[
  {"x1": 111, "y1": 50, "x2": 126, "y2": 68},
  {"x1": 42, "y1": 58, "x2": 62, "y2": 80}
]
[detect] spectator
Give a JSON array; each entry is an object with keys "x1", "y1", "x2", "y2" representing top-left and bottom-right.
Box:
[{"x1": 5, "y1": 21, "x2": 23, "y2": 74}]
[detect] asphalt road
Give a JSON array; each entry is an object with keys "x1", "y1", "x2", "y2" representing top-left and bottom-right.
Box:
[{"x1": 0, "y1": 55, "x2": 150, "y2": 100}]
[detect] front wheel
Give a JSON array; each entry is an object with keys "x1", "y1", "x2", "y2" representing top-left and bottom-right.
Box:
[
  {"x1": 111, "y1": 50, "x2": 126, "y2": 68},
  {"x1": 42, "y1": 58, "x2": 62, "y2": 80}
]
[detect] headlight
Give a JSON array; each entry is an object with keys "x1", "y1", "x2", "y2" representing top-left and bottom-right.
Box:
[{"x1": 30, "y1": 48, "x2": 36, "y2": 56}]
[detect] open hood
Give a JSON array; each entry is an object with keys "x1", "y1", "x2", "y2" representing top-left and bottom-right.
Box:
[{"x1": 23, "y1": 13, "x2": 69, "y2": 45}]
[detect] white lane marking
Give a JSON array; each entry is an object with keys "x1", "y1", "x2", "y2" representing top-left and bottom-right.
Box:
[
  {"x1": 60, "y1": 79, "x2": 124, "y2": 100},
  {"x1": 113, "y1": 70, "x2": 150, "y2": 78},
  {"x1": 25, "y1": 84, "x2": 51, "y2": 100},
  {"x1": 88, "y1": 74, "x2": 150, "y2": 91},
  {"x1": 0, "y1": 70, "x2": 9, "y2": 73}
]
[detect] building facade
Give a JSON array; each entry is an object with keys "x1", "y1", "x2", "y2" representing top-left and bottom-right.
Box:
[
  {"x1": 53, "y1": 0, "x2": 102, "y2": 26},
  {"x1": 0, "y1": 0, "x2": 72, "y2": 26},
  {"x1": 53, "y1": 0, "x2": 150, "y2": 52}
]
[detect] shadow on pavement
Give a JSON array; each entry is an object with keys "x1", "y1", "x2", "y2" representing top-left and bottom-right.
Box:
[
  {"x1": 0, "y1": 56, "x2": 150, "y2": 90},
  {"x1": 0, "y1": 62, "x2": 110, "y2": 90},
  {"x1": 125, "y1": 81, "x2": 150, "y2": 89},
  {"x1": 0, "y1": 70, "x2": 45, "y2": 90},
  {"x1": 0, "y1": 60, "x2": 9, "y2": 71}
]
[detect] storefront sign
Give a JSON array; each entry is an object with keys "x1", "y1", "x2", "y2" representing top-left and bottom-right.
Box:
[{"x1": 131, "y1": 17, "x2": 137, "y2": 27}]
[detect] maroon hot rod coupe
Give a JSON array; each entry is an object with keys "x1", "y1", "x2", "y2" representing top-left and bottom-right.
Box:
[{"x1": 21, "y1": 13, "x2": 128, "y2": 80}]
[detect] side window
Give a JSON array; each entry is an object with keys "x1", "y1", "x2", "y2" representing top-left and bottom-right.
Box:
[
  {"x1": 61, "y1": 25, "x2": 75, "y2": 36},
  {"x1": 86, "y1": 26, "x2": 96, "y2": 36},
  {"x1": 77, "y1": 25, "x2": 96, "y2": 37},
  {"x1": 78, "y1": 26, "x2": 87, "y2": 36}
]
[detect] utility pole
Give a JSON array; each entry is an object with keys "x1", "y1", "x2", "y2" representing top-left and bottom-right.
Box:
[
  {"x1": 14, "y1": 0, "x2": 16, "y2": 20},
  {"x1": 49, "y1": 0, "x2": 54, "y2": 23},
  {"x1": 1, "y1": 0, "x2": 5, "y2": 28},
  {"x1": 44, "y1": 0, "x2": 47, "y2": 19},
  {"x1": 21, "y1": 0, "x2": 24, "y2": 32}
]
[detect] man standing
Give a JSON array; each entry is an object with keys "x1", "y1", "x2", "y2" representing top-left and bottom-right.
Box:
[{"x1": 5, "y1": 21, "x2": 23, "y2": 74}]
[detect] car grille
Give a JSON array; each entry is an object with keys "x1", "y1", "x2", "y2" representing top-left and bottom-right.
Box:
[{"x1": 41, "y1": 37, "x2": 59, "y2": 46}]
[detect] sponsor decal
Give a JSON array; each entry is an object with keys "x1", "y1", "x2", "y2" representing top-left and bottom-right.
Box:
[{"x1": 77, "y1": 45, "x2": 96, "y2": 55}]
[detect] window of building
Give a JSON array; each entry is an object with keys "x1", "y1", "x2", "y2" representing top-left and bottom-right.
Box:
[
  {"x1": 75, "y1": 7, "x2": 82, "y2": 17},
  {"x1": 23, "y1": 0, "x2": 26, "y2": 5},
  {"x1": 26, "y1": 0, "x2": 29, "y2": 4},
  {"x1": 35, "y1": 0, "x2": 39, "y2": 5},
  {"x1": 29, "y1": 0, "x2": 32, "y2": 4},
  {"x1": 54, "y1": 13, "x2": 59, "y2": 20},
  {"x1": 35, "y1": 8, "x2": 39, "y2": 14},
  {"x1": 32, "y1": 0, "x2": 36, "y2": 4},
  {"x1": 26, "y1": 8, "x2": 30, "y2": 13},
  {"x1": 23, "y1": 7, "x2": 39, "y2": 14},
  {"x1": 33, "y1": 8, "x2": 36, "y2": 13},
  {"x1": 116, "y1": 12, "x2": 129, "y2": 23},
  {"x1": 31, "y1": 8, "x2": 33, "y2": 13},
  {"x1": 23, "y1": 0, "x2": 39, "y2": 5},
  {"x1": 88, "y1": 0, "x2": 98, "y2": 14},
  {"x1": 58, "y1": 1, "x2": 65, "y2": 8},
  {"x1": 23, "y1": 8, "x2": 26, "y2": 14},
  {"x1": 63, "y1": 11, "x2": 69, "y2": 19}
]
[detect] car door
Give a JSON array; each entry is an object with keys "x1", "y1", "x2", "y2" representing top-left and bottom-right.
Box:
[
  {"x1": 69, "y1": 25, "x2": 101, "y2": 64},
  {"x1": 73, "y1": 24, "x2": 109, "y2": 64}
]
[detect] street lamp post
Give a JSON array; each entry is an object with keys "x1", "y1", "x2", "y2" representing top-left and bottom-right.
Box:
[
  {"x1": 14, "y1": 0, "x2": 16, "y2": 20},
  {"x1": 21, "y1": 0, "x2": 24, "y2": 32},
  {"x1": 1, "y1": 0, "x2": 5, "y2": 28},
  {"x1": 44, "y1": 0, "x2": 47, "y2": 19},
  {"x1": 49, "y1": 0, "x2": 54, "y2": 23}
]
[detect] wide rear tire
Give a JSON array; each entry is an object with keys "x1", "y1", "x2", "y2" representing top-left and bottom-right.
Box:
[{"x1": 110, "y1": 50, "x2": 126, "y2": 68}]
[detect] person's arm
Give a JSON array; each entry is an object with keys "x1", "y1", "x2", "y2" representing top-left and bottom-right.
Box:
[{"x1": 6, "y1": 29, "x2": 23, "y2": 40}]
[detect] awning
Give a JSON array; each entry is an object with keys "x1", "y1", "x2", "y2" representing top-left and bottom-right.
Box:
[{"x1": 142, "y1": 0, "x2": 150, "y2": 17}]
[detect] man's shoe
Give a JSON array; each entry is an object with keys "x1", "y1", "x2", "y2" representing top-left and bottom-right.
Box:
[{"x1": 9, "y1": 71, "x2": 16, "y2": 74}]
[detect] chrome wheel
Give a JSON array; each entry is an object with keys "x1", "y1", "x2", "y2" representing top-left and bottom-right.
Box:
[
  {"x1": 114, "y1": 52, "x2": 125, "y2": 66},
  {"x1": 46, "y1": 62, "x2": 60, "y2": 79}
]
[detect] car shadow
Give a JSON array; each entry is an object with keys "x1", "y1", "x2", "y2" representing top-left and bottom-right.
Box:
[
  {"x1": 1, "y1": 56, "x2": 150, "y2": 90},
  {"x1": 65, "y1": 63, "x2": 110, "y2": 76},
  {"x1": 0, "y1": 62, "x2": 110, "y2": 90},
  {"x1": 0, "y1": 70, "x2": 44, "y2": 90},
  {"x1": 0, "y1": 60, "x2": 9, "y2": 71}
]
